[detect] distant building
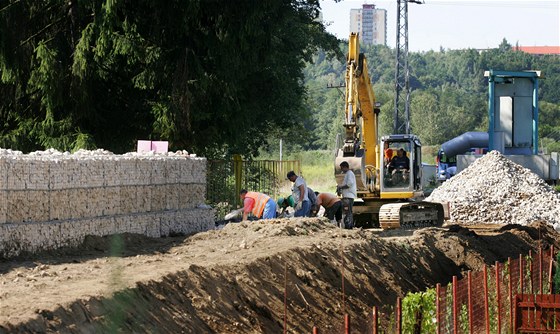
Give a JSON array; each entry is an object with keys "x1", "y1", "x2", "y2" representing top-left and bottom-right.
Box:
[
  {"x1": 514, "y1": 46, "x2": 560, "y2": 55},
  {"x1": 349, "y1": 4, "x2": 387, "y2": 46}
]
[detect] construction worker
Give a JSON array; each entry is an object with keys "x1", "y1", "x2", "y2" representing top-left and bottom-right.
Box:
[
  {"x1": 278, "y1": 188, "x2": 317, "y2": 217},
  {"x1": 307, "y1": 187, "x2": 318, "y2": 217},
  {"x1": 315, "y1": 192, "x2": 343, "y2": 226},
  {"x1": 277, "y1": 195, "x2": 295, "y2": 218},
  {"x1": 388, "y1": 148, "x2": 410, "y2": 173},
  {"x1": 383, "y1": 141, "x2": 394, "y2": 165},
  {"x1": 287, "y1": 171, "x2": 310, "y2": 217},
  {"x1": 337, "y1": 161, "x2": 356, "y2": 229},
  {"x1": 239, "y1": 189, "x2": 277, "y2": 221}
]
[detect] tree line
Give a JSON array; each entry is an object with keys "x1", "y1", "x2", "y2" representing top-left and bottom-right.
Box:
[
  {"x1": 0, "y1": 0, "x2": 340, "y2": 157},
  {"x1": 1, "y1": 1, "x2": 558, "y2": 158},
  {"x1": 303, "y1": 39, "x2": 560, "y2": 154}
]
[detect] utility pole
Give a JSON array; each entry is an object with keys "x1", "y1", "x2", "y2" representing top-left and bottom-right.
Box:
[{"x1": 393, "y1": 0, "x2": 422, "y2": 135}]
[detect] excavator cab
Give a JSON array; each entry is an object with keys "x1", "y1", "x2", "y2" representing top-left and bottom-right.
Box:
[{"x1": 380, "y1": 135, "x2": 423, "y2": 199}]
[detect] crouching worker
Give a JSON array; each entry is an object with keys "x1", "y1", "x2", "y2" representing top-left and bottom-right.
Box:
[
  {"x1": 316, "y1": 192, "x2": 343, "y2": 227},
  {"x1": 277, "y1": 195, "x2": 295, "y2": 218},
  {"x1": 240, "y1": 189, "x2": 277, "y2": 221}
]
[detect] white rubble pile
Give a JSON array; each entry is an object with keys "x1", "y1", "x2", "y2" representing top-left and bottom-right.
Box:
[
  {"x1": 427, "y1": 150, "x2": 560, "y2": 230},
  {"x1": 0, "y1": 148, "x2": 195, "y2": 159}
]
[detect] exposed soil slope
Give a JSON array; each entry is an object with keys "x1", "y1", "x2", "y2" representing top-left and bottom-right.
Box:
[{"x1": 1, "y1": 219, "x2": 558, "y2": 333}]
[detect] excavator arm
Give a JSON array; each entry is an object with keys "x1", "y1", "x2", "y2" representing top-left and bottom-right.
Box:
[
  {"x1": 336, "y1": 33, "x2": 380, "y2": 195},
  {"x1": 342, "y1": 33, "x2": 379, "y2": 171}
]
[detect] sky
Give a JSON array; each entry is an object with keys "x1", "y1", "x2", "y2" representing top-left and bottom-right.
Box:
[{"x1": 320, "y1": 0, "x2": 560, "y2": 52}]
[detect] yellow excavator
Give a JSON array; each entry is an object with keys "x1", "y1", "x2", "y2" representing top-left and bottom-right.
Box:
[{"x1": 334, "y1": 33, "x2": 444, "y2": 229}]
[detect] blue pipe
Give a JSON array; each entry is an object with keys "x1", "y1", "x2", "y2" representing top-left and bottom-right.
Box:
[{"x1": 441, "y1": 132, "x2": 489, "y2": 157}]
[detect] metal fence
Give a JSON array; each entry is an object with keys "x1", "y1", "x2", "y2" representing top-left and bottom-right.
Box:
[
  {"x1": 435, "y1": 247, "x2": 554, "y2": 334},
  {"x1": 206, "y1": 156, "x2": 300, "y2": 219},
  {"x1": 311, "y1": 246, "x2": 557, "y2": 334}
]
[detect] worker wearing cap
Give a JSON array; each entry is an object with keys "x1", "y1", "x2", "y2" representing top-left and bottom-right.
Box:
[
  {"x1": 287, "y1": 170, "x2": 310, "y2": 217},
  {"x1": 383, "y1": 141, "x2": 394, "y2": 165},
  {"x1": 277, "y1": 195, "x2": 295, "y2": 218},
  {"x1": 240, "y1": 189, "x2": 277, "y2": 221}
]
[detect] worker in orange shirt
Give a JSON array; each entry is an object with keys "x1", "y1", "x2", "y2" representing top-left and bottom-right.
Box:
[
  {"x1": 383, "y1": 141, "x2": 393, "y2": 165},
  {"x1": 315, "y1": 192, "x2": 343, "y2": 227},
  {"x1": 240, "y1": 189, "x2": 277, "y2": 221}
]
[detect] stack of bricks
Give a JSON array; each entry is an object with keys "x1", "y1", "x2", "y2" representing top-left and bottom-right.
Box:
[{"x1": 0, "y1": 149, "x2": 215, "y2": 258}]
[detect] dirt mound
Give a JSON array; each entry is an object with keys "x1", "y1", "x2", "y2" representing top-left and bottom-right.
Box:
[
  {"x1": 427, "y1": 150, "x2": 560, "y2": 229},
  {"x1": 1, "y1": 219, "x2": 559, "y2": 333}
]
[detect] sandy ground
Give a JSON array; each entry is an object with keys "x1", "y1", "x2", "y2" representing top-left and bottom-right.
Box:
[{"x1": 1, "y1": 218, "x2": 558, "y2": 333}]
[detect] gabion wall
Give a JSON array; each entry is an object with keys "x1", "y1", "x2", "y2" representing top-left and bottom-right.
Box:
[{"x1": 0, "y1": 149, "x2": 215, "y2": 258}]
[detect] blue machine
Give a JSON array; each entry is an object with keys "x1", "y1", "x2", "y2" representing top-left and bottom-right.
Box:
[
  {"x1": 436, "y1": 132, "x2": 488, "y2": 182},
  {"x1": 454, "y1": 70, "x2": 559, "y2": 183},
  {"x1": 486, "y1": 70, "x2": 540, "y2": 155}
]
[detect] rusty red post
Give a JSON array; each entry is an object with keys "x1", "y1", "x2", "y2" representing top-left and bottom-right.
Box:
[
  {"x1": 539, "y1": 247, "x2": 543, "y2": 294},
  {"x1": 513, "y1": 295, "x2": 519, "y2": 333},
  {"x1": 345, "y1": 314, "x2": 350, "y2": 334},
  {"x1": 495, "y1": 261, "x2": 501, "y2": 334},
  {"x1": 549, "y1": 245, "x2": 555, "y2": 294},
  {"x1": 529, "y1": 249, "x2": 534, "y2": 294},
  {"x1": 520, "y1": 254, "x2": 524, "y2": 295},
  {"x1": 468, "y1": 271, "x2": 473, "y2": 334},
  {"x1": 284, "y1": 262, "x2": 287, "y2": 334},
  {"x1": 453, "y1": 276, "x2": 458, "y2": 334},
  {"x1": 372, "y1": 306, "x2": 378, "y2": 334},
  {"x1": 396, "y1": 297, "x2": 402, "y2": 334},
  {"x1": 313, "y1": 326, "x2": 319, "y2": 334},
  {"x1": 484, "y1": 265, "x2": 490, "y2": 334},
  {"x1": 508, "y1": 257, "x2": 513, "y2": 333},
  {"x1": 436, "y1": 283, "x2": 441, "y2": 334}
]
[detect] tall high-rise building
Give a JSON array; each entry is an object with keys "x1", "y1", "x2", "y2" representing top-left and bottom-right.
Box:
[{"x1": 349, "y1": 4, "x2": 387, "y2": 46}]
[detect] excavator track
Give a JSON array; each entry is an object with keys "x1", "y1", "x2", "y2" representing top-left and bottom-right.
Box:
[{"x1": 379, "y1": 201, "x2": 444, "y2": 229}]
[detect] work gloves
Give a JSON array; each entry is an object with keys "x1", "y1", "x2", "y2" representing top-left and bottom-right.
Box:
[{"x1": 295, "y1": 201, "x2": 302, "y2": 211}]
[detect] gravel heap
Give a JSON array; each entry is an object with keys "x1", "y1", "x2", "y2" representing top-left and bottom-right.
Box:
[{"x1": 427, "y1": 150, "x2": 560, "y2": 229}]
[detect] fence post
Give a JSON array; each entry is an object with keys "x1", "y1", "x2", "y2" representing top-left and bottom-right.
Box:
[
  {"x1": 313, "y1": 326, "x2": 319, "y2": 334},
  {"x1": 284, "y1": 262, "x2": 287, "y2": 334},
  {"x1": 495, "y1": 261, "x2": 501, "y2": 334},
  {"x1": 539, "y1": 247, "x2": 543, "y2": 294},
  {"x1": 396, "y1": 297, "x2": 402, "y2": 334},
  {"x1": 372, "y1": 306, "x2": 378, "y2": 334},
  {"x1": 453, "y1": 276, "x2": 458, "y2": 334},
  {"x1": 484, "y1": 265, "x2": 490, "y2": 334},
  {"x1": 436, "y1": 283, "x2": 441, "y2": 334},
  {"x1": 468, "y1": 271, "x2": 473, "y2": 334},
  {"x1": 345, "y1": 314, "x2": 350, "y2": 334},
  {"x1": 549, "y1": 245, "x2": 554, "y2": 294},
  {"x1": 529, "y1": 250, "x2": 534, "y2": 294},
  {"x1": 508, "y1": 257, "x2": 513, "y2": 334},
  {"x1": 520, "y1": 254, "x2": 524, "y2": 295}
]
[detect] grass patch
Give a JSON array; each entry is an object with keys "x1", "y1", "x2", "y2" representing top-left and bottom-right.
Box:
[
  {"x1": 302, "y1": 160, "x2": 337, "y2": 194},
  {"x1": 262, "y1": 150, "x2": 337, "y2": 195},
  {"x1": 288, "y1": 150, "x2": 337, "y2": 194}
]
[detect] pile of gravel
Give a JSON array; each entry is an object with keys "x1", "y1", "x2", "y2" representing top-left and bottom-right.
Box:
[
  {"x1": 0, "y1": 148, "x2": 196, "y2": 160},
  {"x1": 427, "y1": 151, "x2": 560, "y2": 229}
]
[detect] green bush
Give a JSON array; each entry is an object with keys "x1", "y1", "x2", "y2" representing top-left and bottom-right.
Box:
[{"x1": 402, "y1": 289, "x2": 437, "y2": 334}]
